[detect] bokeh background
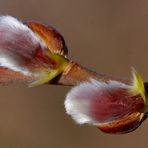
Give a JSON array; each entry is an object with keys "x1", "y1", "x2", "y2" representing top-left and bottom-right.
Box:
[{"x1": 0, "y1": 0, "x2": 148, "y2": 148}]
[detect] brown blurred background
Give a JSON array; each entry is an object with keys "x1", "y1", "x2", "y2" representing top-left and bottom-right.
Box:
[{"x1": 0, "y1": 0, "x2": 148, "y2": 148}]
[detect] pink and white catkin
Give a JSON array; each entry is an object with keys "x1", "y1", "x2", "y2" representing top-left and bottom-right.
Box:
[
  {"x1": 65, "y1": 71, "x2": 148, "y2": 134},
  {"x1": 0, "y1": 16, "x2": 68, "y2": 85}
]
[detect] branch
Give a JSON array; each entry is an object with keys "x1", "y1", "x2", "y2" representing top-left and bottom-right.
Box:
[{"x1": 0, "y1": 15, "x2": 147, "y2": 134}]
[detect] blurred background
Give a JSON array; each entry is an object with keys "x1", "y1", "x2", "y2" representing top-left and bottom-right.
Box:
[{"x1": 0, "y1": 0, "x2": 148, "y2": 147}]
